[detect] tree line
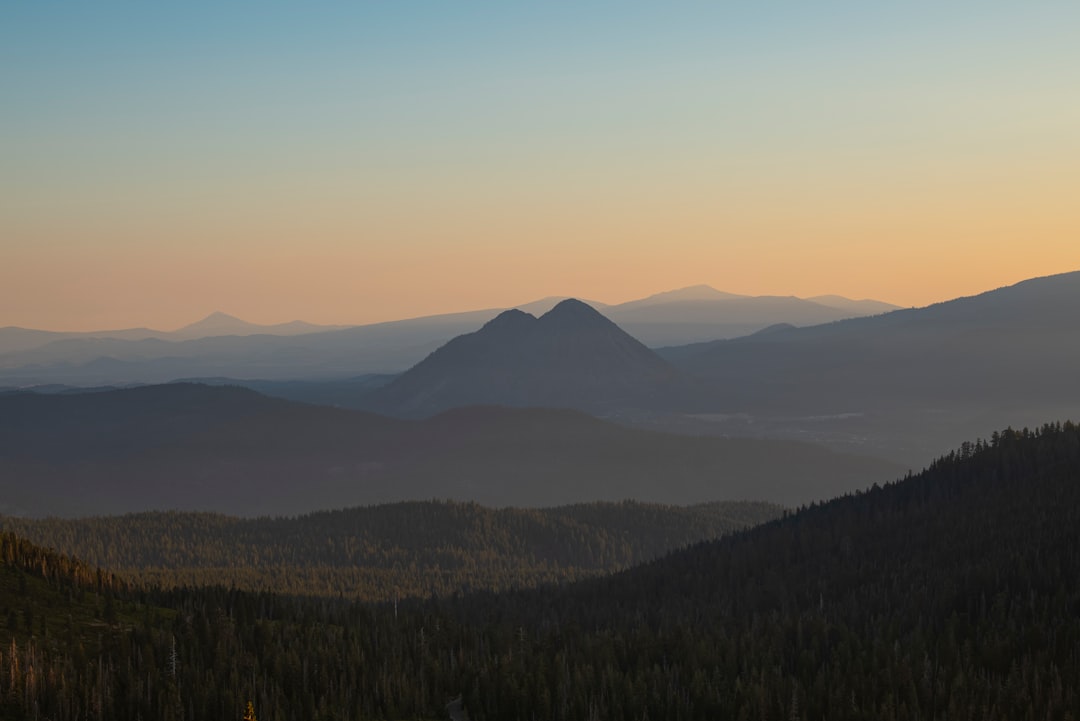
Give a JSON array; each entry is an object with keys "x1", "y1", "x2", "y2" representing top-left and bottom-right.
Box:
[
  {"x1": 0, "y1": 422, "x2": 1077, "y2": 719},
  {"x1": 0, "y1": 500, "x2": 779, "y2": 601}
]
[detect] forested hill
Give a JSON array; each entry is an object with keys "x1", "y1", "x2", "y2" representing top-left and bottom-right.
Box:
[
  {"x1": 0, "y1": 499, "x2": 781, "y2": 600},
  {"x1": 0, "y1": 531, "x2": 150, "y2": 720},
  {"x1": 1, "y1": 424, "x2": 1078, "y2": 720},
  {"x1": 437, "y1": 422, "x2": 1080, "y2": 719}
]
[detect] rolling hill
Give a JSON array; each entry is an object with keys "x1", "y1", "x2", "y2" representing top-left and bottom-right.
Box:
[{"x1": 0, "y1": 383, "x2": 902, "y2": 516}]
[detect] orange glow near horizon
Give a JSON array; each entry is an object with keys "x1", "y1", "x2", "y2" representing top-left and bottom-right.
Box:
[
  {"x1": 3, "y1": 5, "x2": 1079, "y2": 332},
  {"x1": 5, "y1": 132, "x2": 1078, "y2": 332}
]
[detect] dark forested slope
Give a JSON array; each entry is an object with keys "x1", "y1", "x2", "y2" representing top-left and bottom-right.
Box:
[
  {"x1": 1, "y1": 423, "x2": 1078, "y2": 720},
  {"x1": 439, "y1": 422, "x2": 1080, "y2": 719}
]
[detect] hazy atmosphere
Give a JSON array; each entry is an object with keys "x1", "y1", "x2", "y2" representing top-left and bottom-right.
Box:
[
  {"x1": 3, "y1": 5, "x2": 1080, "y2": 720},
  {"x1": 4, "y1": 3, "x2": 1079, "y2": 330}
]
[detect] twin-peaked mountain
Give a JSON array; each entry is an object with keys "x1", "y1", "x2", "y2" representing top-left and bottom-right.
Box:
[{"x1": 364, "y1": 299, "x2": 704, "y2": 417}]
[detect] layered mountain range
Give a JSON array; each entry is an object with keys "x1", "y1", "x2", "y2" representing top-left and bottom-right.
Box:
[
  {"x1": 0, "y1": 287, "x2": 896, "y2": 384},
  {"x1": 4, "y1": 271, "x2": 1078, "y2": 474},
  {"x1": 651, "y1": 271, "x2": 1080, "y2": 461},
  {"x1": 661, "y1": 270, "x2": 1080, "y2": 409}
]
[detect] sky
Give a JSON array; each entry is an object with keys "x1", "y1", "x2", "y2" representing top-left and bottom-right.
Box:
[{"x1": 3, "y1": 2, "x2": 1079, "y2": 331}]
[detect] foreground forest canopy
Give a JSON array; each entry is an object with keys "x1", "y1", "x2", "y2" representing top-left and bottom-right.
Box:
[
  {"x1": 0, "y1": 500, "x2": 781, "y2": 600},
  {"x1": 2, "y1": 422, "x2": 1079, "y2": 720}
]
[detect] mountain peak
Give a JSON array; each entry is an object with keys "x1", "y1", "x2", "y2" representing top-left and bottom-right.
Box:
[
  {"x1": 671, "y1": 284, "x2": 731, "y2": 297},
  {"x1": 196, "y1": 311, "x2": 244, "y2": 325},
  {"x1": 539, "y1": 298, "x2": 611, "y2": 327},
  {"x1": 481, "y1": 308, "x2": 537, "y2": 333},
  {"x1": 656, "y1": 284, "x2": 742, "y2": 300},
  {"x1": 368, "y1": 298, "x2": 690, "y2": 416},
  {"x1": 548, "y1": 297, "x2": 596, "y2": 312},
  {"x1": 175, "y1": 312, "x2": 252, "y2": 334}
]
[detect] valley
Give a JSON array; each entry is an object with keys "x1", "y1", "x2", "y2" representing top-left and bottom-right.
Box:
[
  {"x1": 7, "y1": 4, "x2": 1077, "y2": 716},
  {"x1": 1, "y1": 273, "x2": 1077, "y2": 721}
]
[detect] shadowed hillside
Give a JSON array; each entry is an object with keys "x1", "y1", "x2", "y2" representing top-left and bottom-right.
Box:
[
  {"x1": 663, "y1": 270, "x2": 1080, "y2": 411},
  {"x1": 650, "y1": 270, "x2": 1080, "y2": 463},
  {"x1": 0, "y1": 383, "x2": 902, "y2": 516},
  {"x1": 434, "y1": 422, "x2": 1080, "y2": 719}
]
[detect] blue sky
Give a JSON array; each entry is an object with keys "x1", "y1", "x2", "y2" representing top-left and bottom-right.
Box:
[{"x1": 3, "y1": 2, "x2": 1079, "y2": 329}]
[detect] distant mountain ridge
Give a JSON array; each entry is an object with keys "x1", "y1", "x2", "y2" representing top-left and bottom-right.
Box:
[
  {"x1": 5, "y1": 274, "x2": 1075, "y2": 471},
  {"x1": 805, "y1": 294, "x2": 900, "y2": 315},
  {"x1": 0, "y1": 312, "x2": 346, "y2": 356},
  {"x1": 612, "y1": 285, "x2": 747, "y2": 308},
  {"x1": 0, "y1": 288, "x2": 898, "y2": 383},
  {"x1": 661, "y1": 270, "x2": 1080, "y2": 409},
  {"x1": 651, "y1": 270, "x2": 1080, "y2": 463},
  {"x1": 172, "y1": 311, "x2": 343, "y2": 339}
]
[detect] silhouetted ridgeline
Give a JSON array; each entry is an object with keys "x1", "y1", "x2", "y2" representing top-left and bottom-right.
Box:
[
  {"x1": 644, "y1": 270, "x2": 1080, "y2": 464},
  {"x1": 0, "y1": 287, "x2": 896, "y2": 383},
  {"x1": 6, "y1": 274, "x2": 1077, "y2": 472},
  {"x1": 0, "y1": 499, "x2": 782, "y2": 600},
  {"x1": 661, "y1": 271, "x2": 1080, "y2": 412},
  {"x1": 0, "y1": 423, "x2": 1077, "y2": 719},
  {"x1": 363, "y1": 298, "x2": 705, "y2": 417}
]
